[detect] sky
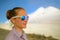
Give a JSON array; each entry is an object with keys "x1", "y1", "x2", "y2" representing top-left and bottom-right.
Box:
[{"x1": 0, "y1": 0, "x2": 60, "y2": 23}]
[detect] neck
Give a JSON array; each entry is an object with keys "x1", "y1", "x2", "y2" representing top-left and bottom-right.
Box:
[{"x1": 14, "y1": 25, "x2": 23, "y2": 33}]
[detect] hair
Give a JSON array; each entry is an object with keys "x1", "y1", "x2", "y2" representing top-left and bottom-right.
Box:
[{"x1": 6, "y1": 7, "x2": 24, "y2": 20}]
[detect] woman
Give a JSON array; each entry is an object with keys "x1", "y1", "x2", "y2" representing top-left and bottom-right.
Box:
[{"x1": 5, "y1": 7, "x2": 29, "y2": 40}]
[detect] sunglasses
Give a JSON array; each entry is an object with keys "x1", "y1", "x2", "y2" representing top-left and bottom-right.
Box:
[{"x1": 12, "y1": 16, "x2": 29, "y2": 21}]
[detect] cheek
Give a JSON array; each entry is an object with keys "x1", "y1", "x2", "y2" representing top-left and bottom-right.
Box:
[
  {"x1": 18, "y1": 21, "x2": 26, "y2": 27},
  {"x1": 17, "y1": 20, "x2": 23, "y2": 25},
  {"x1": 14, "y1": 19, "x2": 22, "y2": 26}
]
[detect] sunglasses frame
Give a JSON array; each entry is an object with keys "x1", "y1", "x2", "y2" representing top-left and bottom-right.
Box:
[{"x1": 12, "y1": 16, "x2": 29, "y2": 21}]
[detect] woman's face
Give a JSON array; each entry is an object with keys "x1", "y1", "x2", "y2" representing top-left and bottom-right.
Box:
[{"x1": 12, "y1": 9, "x2": 28, "y2": 29}]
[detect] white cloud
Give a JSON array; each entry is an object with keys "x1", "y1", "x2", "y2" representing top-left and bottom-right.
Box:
[{"x1": 28, "y1": 6, "x2": 60, "y2": 24}]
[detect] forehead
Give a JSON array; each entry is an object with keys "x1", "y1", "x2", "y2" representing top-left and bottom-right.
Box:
[{"x1": 16, "y1": 9, "x2": 27, "y2": 16}]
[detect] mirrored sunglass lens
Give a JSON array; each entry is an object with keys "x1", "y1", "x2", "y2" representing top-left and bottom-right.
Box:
[
  {"x1": 20, "y1": 16, "x2": 29, "y2": 21},
  {"x1": 21, "y1": 16, "x2": 25, "y2": 21},
  {"x1": 27, "y1": 16, "x2": 29, "y2": 19}
]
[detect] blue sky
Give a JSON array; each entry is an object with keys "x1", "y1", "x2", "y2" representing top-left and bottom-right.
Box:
[{"x1": 0, "y1": 0, "x2": 60, "y2": 23}]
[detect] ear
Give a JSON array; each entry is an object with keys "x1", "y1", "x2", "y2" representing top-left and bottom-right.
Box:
[{"x1": 10, "y1": 18, "x2": 15, "y2": 24}]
